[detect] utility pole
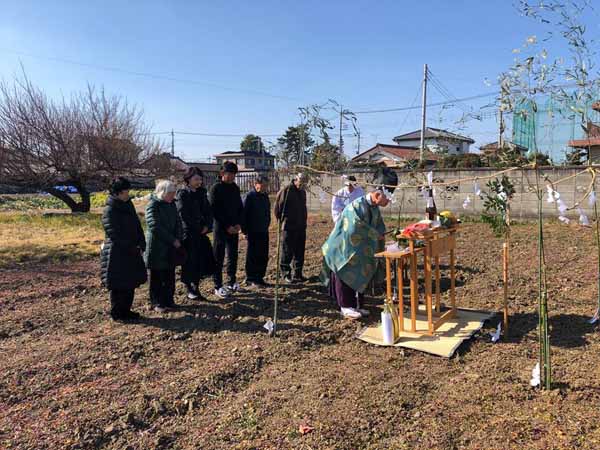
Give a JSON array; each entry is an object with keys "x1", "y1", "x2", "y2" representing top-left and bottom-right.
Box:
[
  {"x1": 356, "y1": 130, "x2": 361, "y2": 155},
  {"x1": 339, "y1": 105, "x2": 344, "y2": 153},
  {"x1": 171, "y1": 129, "x2": 175, "y2": 157},
  {"x1": 420, "y1": 63, "x2": 428, "y2": 162},
  {"x1": 498, "y1": 90, "x2": 505, "y2": 151}
]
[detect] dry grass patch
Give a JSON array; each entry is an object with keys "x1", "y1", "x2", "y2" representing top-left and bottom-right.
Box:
[{"x1": 0, "y1": 212, "x2": 104, "y2": 268}]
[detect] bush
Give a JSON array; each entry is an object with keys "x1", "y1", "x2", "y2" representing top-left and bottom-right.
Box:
[{"x1": 438, "y1": 153, "x2": 483, "y2": 168}]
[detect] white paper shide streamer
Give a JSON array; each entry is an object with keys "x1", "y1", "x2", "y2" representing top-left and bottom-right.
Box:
[
  {"x1": 530, "y1": 362, "x2": 541, "y2": 387},
  {"x1": 547, "y1": 185, "x2": 571, "y2": 224},
  {"x1": 473, "y1": 181, "x2": 482, "y2": 197},
  {"x1": 577, "y1": 207, "x2": 590, "y2": 226},
  {"x1": 463, "y1": 194, "x2": 472, "y2": 210},
  {"x1": 589, "y1": 189, "x2": 596, "y2": 207},
  {"x1": 589, "y1": 309, "x2": 599, "y2": 325},
  {"x1": 263, "y1": 319, "x2": 274, "y2": 333}
]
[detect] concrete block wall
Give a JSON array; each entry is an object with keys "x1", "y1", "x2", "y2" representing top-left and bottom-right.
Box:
[{"x1": 282, "y1": 167, "x2": 598, "y2": 220}]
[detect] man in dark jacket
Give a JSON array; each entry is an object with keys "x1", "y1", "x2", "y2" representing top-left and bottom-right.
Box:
[
  {"x1": 100, "y1": 177, "x2": 147, "y2": 322},
  {"x1": 242, "y1": 175, "x2": 271, "y2": 287},
  {"x1": 209, "y1": 161, "x2": 244, "y2": 298},
  {"x1": 274, "y1": 173, "x2": 308, "y2": 282},
  {"x1": 176, "y1": 167, "x2": 215, "y2": 300}
]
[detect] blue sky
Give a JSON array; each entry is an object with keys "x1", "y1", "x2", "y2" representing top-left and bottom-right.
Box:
[{"x1": 1, "y1": 0, "x2": 598, "y2": 161}]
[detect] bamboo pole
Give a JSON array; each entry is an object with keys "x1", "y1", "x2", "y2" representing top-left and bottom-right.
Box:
[
  {"x1": 535, "y1": 167, "x2": 551, "y2": 389},
  {"x1": 271, "y1": 182, "x2": 292, "y2": 337},
  {"x1": 271, "y1": 220, "x2": 282, "y2": 337},
  {"x1": 537, "y1": 178, "x2": 545, "y2": 388},
  {"x1": 504, "y1": 206, "x2": 511, "y2": 335},
  {"x1": 503, "y1": 241, "x2": 509, "y2": 334},
  {"x1": 595, "y1": 198, "x2": 600, "y2": 315},
  {"x1": 589, "y1": 157, "x2": 600, "y2": 317}
]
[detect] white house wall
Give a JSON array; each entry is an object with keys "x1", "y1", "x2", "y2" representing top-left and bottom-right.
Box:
[{"x1": 395, "y1": 138, "x2": 471, "y2": 155}]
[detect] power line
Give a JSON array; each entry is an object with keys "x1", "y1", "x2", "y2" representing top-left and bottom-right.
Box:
[
  {"x1": 352, "y1": 92, "x2": 498, "y2": 114},
  {"x1": 352, "y1": 80, "x2": 599, "y2": 116},
  {"x1": 0, "y1": 47, "x2": 303, "y2": 102},
  {"x1": 173, "y1": 131, "x2": 281, "y2": 137},
  {"x1": 146, "y1": 130, "x2": 281, "y2": 137},
  {"x1": 426, "y1": 68, "x2": 472, "y2": 115}
]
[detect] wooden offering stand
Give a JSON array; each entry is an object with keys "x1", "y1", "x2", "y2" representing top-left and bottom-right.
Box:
[{"x1": 375, "y1": 226, "x2": 459, "y2": 336}]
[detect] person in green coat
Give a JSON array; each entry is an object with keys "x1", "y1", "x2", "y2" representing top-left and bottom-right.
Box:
[{"x1": 145, "y1": 180, "x2": 183, "y2": 312}]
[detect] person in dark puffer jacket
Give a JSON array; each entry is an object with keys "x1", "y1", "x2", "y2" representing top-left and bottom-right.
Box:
[
  {"x1": 176, "y1": 166, "x2": 215, "y2": 300},
  {"x1": 145, "y1": 180, "x2": 183, "y2": 313},
  {"x1": 100, "y1": 177, "x2": 147, "y2": 322},
  {"x1": 209, "y1": 161, "x2": 244, "y2": 299}
]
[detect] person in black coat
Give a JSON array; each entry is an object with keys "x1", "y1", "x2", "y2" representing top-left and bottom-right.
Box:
[
  {"x1": 274, "y1": 173, "x2": 308, "y2": 282},
  {"x1": 176, "y1": 166, "x2": 215, "y2": 299},
  {"x1": 242, "y1": 175, "x2": 271, "y2": 287},
  {"x1": 100, "y1": 177, "x2": 147, "y2": 322},
  {"x1": 209, "y1": 161, "x2": 244, "y2": 298}
]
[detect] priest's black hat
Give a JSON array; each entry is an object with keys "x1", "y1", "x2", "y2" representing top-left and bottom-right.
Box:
[{"x1": 370, "y1": 167, "x2": 398, "y2": 193}]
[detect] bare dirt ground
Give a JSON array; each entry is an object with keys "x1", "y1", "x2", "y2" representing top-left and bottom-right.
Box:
[{"x1": 1, "y1": 215, "x2": 600, "y2": 449}]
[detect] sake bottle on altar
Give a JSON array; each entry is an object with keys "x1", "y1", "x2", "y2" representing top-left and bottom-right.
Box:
[{"x1": 381, "y1": 303, "x2": 394, "y2": 345}]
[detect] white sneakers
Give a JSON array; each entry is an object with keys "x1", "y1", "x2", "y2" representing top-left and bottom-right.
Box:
[
  {"x1": 341, "y1": 307, "x2": 362, "y2": 319},
  {"x1": 214, "y1": 287, "x2": 230, "y2": 299},
  {"x1": 226, "y1": 282, "x2": 240, "y2": 293},
  {"x1": 214, "y1": 283, "x2": 240, "y2": 299},
  {"x1": 340, "y1": 306, "x2": 371, "y2": 319}
]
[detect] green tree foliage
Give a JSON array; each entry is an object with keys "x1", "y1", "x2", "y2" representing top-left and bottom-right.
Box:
[
  {"x1": 240, "y1": 134, "x2": 265, "y2": 153},
  {"x1": 481, "y1": 175, "x2": 515, "y2": 238},
  {"x1": 527, "y1": 152, "x2": 552, "y2": 166},
  {"x1": 276, "y1": 125, "x2": 314, "y2": 168},
  {"x1": 438, "y1": 153, "x2": 483, "y2": 168},
  {"x1": 310, "y1": 137, "x2": 346, "y2": 171},
  {"x1": 487, "y1": 147, "x2": 529, "y2": 168}
]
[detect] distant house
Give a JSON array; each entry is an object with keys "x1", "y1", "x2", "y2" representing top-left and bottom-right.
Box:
[
  {"x1": 479, "y1": 141, "x2": 528, "y2": 157},
  {"x1": 392, "y1": 127, "x2": 474, "y2": 155},
  {"x1": 351, "y1": 143, "x2": 438, "y2": 168},
  {"x1": 568, "y1": 112, "x2": 600, "y2": 163},
  {"x1": 214, "y1": 150, "x2": 275, "y2": 172},
  {"x1": 151, "y1": 153, "x2": 221, "y2": 185}
]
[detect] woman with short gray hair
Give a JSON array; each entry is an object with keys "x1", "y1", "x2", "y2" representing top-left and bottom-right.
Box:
[{"x1": 144, "y1": 180, "x2": 183, "y2": 312}]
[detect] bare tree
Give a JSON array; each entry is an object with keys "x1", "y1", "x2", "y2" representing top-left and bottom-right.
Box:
[{"x1": 0, "y1": 73, "x2": 163, "y2": 212}]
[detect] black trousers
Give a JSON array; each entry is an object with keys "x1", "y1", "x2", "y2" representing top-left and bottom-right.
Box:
[
  {"x1": 150, "y1": 269, "x2": 176, "y2": 307},
  {"x1": 109, "y1": 289, "x2": 135, "y2": 317},
  {"x1": 280, "y1": 229, "x2": 306, "y2": 278},
  {"x1": 212, "y1": 231, "x2": 239, "y2": 288},
  {"x1": 245, "y1": 231, "x2": 269, "y2": 282},
  {"x1": 181, "y1": 236, "x2": 215, "y2": 286}
]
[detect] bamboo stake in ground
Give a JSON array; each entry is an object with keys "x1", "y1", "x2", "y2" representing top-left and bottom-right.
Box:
[
  {"x1": 270, "y1": 220, "x2": 282, "y2": 337},
  {"x1": 535, "y1": 168, "x2": 552, "y2": 389},
  {"x1": 503, "y1": 207, "x2": 511, "y2": 335},
  {"x1": 594, "y1": 195, "x2": 600, "y2": 316},
  {"x1": 503, "y1": 241, "x2": 509, "y2": 333},
  {"x1": 270, "y1": 181, "x2": 292, "y2": 337}
]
